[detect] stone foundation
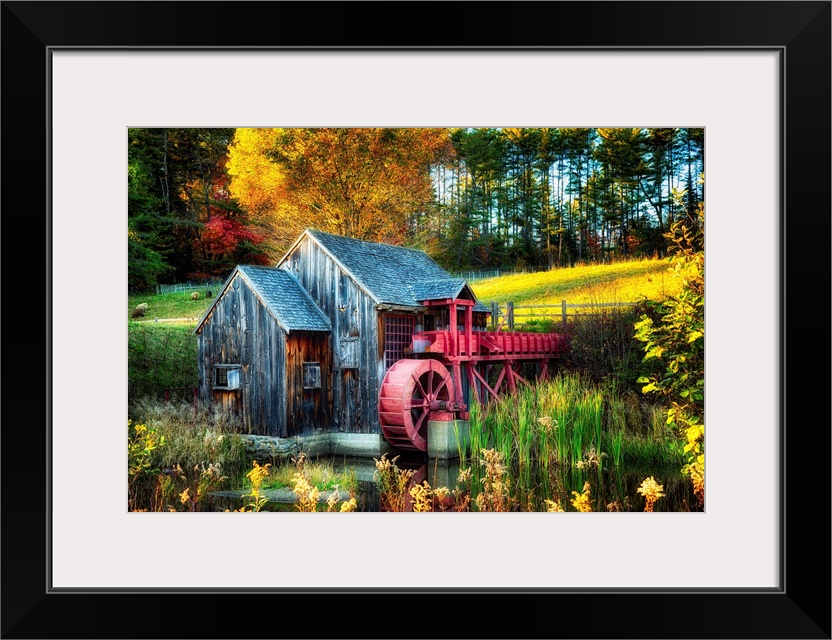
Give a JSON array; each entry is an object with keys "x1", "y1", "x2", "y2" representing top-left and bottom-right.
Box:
[
  {"x1": 241, "y1": 432, "x2": 397, "y2": 462},
  {"x1": 329, "y1": 432, "x2": 398, "y2": 458},
  {"x1": 427, "y1": 420, "x2": 470, "y2": 460},
  {"x1": 241, "y1": 423, "x2": 470, "y2": 462}
]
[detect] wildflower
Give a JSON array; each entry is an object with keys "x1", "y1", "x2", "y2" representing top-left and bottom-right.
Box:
[
  {"x1": 326, "y1": 490, "x2": 340, "y2": 512},
  {"x1": 179, "y1": 488, "x2": 190, "y2": 505},
  {"x1": 577, "y1": 446, "x2": 605, "y2": 470},
  {"x1": 683, "y1": 456, "x2": 704, "y2": 508},
  {"x1": 339, "y1": 498, "x2": 358, "y2": 512},
  {"x1": 292, "y1": 472, "x2": 319, "y2": 512},
  {"x1": 410, "y1": 481, "x2": 433, "y2": 512},
  {"x1": 637, "y1": 476, "x2": 665, "y2": 512},
  {"x1": 537, "y1": 416, "x2": 558, "y2": 431},
  {"x1": 545, "y1": 499, "x2": 564, "y2": 512},
  {"x1": 571, "y1": 482, "x2": 592, "y2": 512}
]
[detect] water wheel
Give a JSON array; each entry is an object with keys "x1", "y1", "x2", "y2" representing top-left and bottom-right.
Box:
[{"x1": 378, "y1": 359, "x2": 455, "y2": 452}]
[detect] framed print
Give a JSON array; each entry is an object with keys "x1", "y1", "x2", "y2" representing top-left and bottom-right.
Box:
[{"x1": 2, "y1": 1, "x2": 829, "y2": 638}]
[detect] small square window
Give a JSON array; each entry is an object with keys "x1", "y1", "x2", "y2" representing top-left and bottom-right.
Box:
[
  {"x1": 213, "y1": 365, "x2": 241, "y2": 390},
  {"x1": 303, "y1": 362, "x2": 321, "y2": 389},
  {"x1": 339, "y1": 336, "x2": 359, "y2": 369}
]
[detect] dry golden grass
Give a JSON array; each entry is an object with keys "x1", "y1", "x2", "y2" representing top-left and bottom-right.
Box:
[{"x1": 471, "y1": 259, "x2": 678, "y2": 306}]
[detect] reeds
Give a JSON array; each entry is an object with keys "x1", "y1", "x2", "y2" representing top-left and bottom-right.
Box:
[{"x1": 466, "y1": 372, "x2": 685, "y2": 511}]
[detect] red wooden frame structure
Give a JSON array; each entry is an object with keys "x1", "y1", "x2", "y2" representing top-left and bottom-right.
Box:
[{"x1": 378, "y1": 298, "x2": 570, "y2": 451}]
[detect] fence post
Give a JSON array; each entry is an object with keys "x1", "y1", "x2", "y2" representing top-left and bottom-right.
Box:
[
  {"x1": 507, "y1": 301, "x2": 514, "y2": 330},
  {"x1": 561, "y1": 299, "x2": 567, "y2": 326},
  {"x1": 490, "y1": 301, "x2": 499, "y2": 330}
]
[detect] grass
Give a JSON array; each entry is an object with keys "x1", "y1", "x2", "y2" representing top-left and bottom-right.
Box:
[
  {"x1": 466, "y1": 373, "x2": 686, "y2": 511},
  {"x1": 127, "y1": 402, "x2": 361, "y2": 512},
  {"x1": 130, "y1": 399, "x2": 249, "y2": 481},
  {"x1": 251, "y1": 456, "x2": 359, "y2": 494},
  {"x1": 128, "y1": 324, "x2": 198, "y2": 402},
  {"x1": 128, "y1": 291, "x2": 214, "y2": 321},
  {"x1": 471, "y1": 258, "x2": 677, "y2": 306}
]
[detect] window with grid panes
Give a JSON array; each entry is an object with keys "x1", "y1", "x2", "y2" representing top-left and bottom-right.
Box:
[{"x1": 384, "y1": 315, "x2": 415, "y2": 370}]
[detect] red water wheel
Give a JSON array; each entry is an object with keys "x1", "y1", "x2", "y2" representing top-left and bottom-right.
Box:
[{"x1": 378, "y1": 359, "x2": 455, "y2": 452}]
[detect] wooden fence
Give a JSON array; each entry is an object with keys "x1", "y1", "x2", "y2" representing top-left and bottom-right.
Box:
[
  {"x1": 449, "y1": 266, "x2": 552, "y2": 282},
  {"x1": 130, "y1": 317, "x2": 201, "y2": 325},
  {"x1": 449, "y1": 269, "x2": 504, "y2": 282},
  {"x1": 156, "y1": 279, "x2": 223, "y2": 296},
  {"x1": 486, "y1": 300, "x2": 640, "y2": 329}
]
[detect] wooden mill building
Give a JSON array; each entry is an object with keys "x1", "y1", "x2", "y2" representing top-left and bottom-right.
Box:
[{"x1": 194, "y1": 228, "x2": 489, "y2": 454}]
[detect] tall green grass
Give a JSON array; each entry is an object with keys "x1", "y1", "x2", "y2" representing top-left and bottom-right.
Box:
[{"x1": 466, "y1": 372, "x2": 684, "y2": 511}]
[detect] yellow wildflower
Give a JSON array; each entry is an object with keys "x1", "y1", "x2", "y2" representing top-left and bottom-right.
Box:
[
  {"x1": 637, "y1": 476, "x2": 665, "y2": 512},
  {"x1": 339, "y1": 498, "x2": 358, "y2": 512},
  {"x1": 545, "y1": 499, "x2": 564, "y2": 512},
  {"x1": 570, "y1": 482, "x2": 592, "y2": 512}
]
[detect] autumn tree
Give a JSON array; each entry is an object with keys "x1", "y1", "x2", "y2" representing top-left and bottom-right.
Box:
[
  {"x1": 228, "y1": 127, "x2": 449, "y2": 248},
  {"x1": 127, "y1": 128, "x2": 271, "y2": 287}
]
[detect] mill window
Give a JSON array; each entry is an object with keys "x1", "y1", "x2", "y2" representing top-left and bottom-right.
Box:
[
  {"x1": 213, "y1": 364, "x2": 241, "y2": 390},
  {"x1": 384, "y1": 315, "x2": 415, "y2": 370},
  {"x1": 303, "y1": 362, "x2": 322, "y2": 389}
]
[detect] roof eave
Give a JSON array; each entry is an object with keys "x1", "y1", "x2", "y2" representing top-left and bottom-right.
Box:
[
  {"x1": 241, "y1": 267, "x2": 332, "y2": 334},
  {"x1": 192, "y1": 267, "x2": 242, "y2": 335}
]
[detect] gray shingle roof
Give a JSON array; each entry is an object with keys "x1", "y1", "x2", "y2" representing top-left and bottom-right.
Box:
[
  {"x1": 409, "y1": 279, "x2": 467, "y2": 302},
  {"x1": 238, "y1": 265, "x2": 331, "y2": 332},
  {"x1": 307, "y1": 229, "x2": 451, "y2": 306},
  {"x1": 305, "y1": 229, "x2": 489, "y2": 313}
]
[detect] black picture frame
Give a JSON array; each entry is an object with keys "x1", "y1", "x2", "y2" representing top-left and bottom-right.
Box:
[{"x1": 2, "y1": 2, "x2": 829, "y2": 638}]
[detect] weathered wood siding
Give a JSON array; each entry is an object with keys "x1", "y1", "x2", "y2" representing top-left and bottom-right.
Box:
[
  {"x1": 197, "y1": 274, "x2": 286, "y2": 436},
  {"x1": 283, "y1": 236, "x2": 381, "y2": 434},
  {"x1": 285, "y1": 332, "x2": 331, "y2": 436}
]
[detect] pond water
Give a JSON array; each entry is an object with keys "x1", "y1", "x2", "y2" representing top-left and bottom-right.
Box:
[{"x1": 209, "y1": 453, "x2": 699, "y2": 513}]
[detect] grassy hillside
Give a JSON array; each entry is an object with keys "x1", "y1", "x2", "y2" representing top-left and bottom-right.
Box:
[
  {"x1": 129, "y1": 323, "x2": 198, "y2": 401},
  {"x1": 127, "y1": 292, "x2": 208, "y2": 403},
  {"x1": 128, "y1": 291, "x2": 213, "y2": 322},
  {"x1": 470, "y1": 258, "x2": 678, "y2": 306},
  {"x1": 129, "y1": 259, "x2": 677, "y2": 322}
]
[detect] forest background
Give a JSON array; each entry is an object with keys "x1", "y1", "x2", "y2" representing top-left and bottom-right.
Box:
[{"x1": 128, "y1": 127, "x2": 704, "y2": 291}]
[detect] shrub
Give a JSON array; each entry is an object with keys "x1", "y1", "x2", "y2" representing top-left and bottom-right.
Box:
[{"x1": 562, "y1": 304, "x2": 657, "y2": 392}]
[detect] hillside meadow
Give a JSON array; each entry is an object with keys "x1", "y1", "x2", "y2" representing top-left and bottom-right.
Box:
[{"x1": 470, "y1": 258, "x2": 679, "y2": 306}]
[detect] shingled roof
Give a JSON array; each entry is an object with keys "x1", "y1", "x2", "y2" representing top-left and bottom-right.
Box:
[
  {"x1": 293, "y1": 229, "x2": 489, "y2": 312},
  {"x1": 194, "y1": 265, "x2": 331, "y2": 334},
  {"x1": 408, "y1": 278, "x2": 465, "y2": 301}
]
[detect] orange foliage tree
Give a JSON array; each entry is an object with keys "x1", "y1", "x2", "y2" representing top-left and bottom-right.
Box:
[{"x1": 227, "y1": 128, "x2": 449, "y2": 248}]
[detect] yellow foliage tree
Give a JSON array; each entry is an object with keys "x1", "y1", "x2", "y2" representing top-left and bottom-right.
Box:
[
  {"x1": 226, "y1": 128, "x2": 300, "y2": 251},
  {"x1": 227, "y1": 127, "x2": 448, "y2": 249}
]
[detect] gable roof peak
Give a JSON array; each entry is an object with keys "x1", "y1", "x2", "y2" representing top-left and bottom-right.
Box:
[{"x1": 194, "y1": 264, "x2": 330, "y2": 334}]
